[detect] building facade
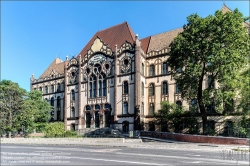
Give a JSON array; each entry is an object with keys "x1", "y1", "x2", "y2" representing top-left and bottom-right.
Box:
[{"x1": 30, "y1": 5, "x2": 249, "y2": 133}]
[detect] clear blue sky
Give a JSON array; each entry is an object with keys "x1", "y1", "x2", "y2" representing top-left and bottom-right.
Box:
[{"x1": 1, "y1": 1, "x2": 249, "y2": 91}]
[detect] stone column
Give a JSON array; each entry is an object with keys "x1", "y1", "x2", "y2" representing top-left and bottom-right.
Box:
[
  {"x1": 64, "y1": 56, "x2": 69, "y2": 130},
  {"x1": 134, "y1": 35, "x2": 141, "y2": 130},
  {"x1": 114, "y1": 45, "x2": 118, "y2": 123},
  {"x1": 78, "y1": 56, "x2": 82, "y2": 129}
]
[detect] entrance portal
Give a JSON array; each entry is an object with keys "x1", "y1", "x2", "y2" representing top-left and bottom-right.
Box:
[{"x1": 122, "y1": 121, "x2": 129, "y2": 132}]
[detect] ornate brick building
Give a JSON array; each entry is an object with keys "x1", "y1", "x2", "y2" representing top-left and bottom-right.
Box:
[{"x1": 30, "y1": 5, "x2": 249, "y2": 133}]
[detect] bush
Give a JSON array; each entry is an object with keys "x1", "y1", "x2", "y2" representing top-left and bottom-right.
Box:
[
  {"x1": 65, "y1": 130, "x2": 78, "y2": 137},
  {"x1": 44, "y1": 122, "x2": 64, "y2": 137}
]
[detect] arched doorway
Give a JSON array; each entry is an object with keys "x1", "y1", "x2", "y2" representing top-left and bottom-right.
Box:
[
  {"x1": 148, "y1": 121, "x2": 155, "y2": 131},
  {"x1": 86, "y1": 112, "x2": 91, "y2": 128},
  {"x1": 104, "y1": 111, "x2": 111, "y2": 127},
  {"x1": 95, "y1": 111, "x2": 100, "y2": 128},
  {"x1": 122, "y1": 121, "x2": 129, "y2": 132}
]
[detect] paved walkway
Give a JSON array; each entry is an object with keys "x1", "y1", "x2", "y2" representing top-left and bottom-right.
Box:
[{"x1": 1, "y1": 137, "x2": 249, "y2": 152}]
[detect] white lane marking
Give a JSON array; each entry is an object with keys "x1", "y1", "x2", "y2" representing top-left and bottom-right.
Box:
[
  {"x1": 58, "y1": 155, "x2": 170, "y2": 166},
  {"x1": 114, "y1": 152, "x2": 249, "y2": 165}
]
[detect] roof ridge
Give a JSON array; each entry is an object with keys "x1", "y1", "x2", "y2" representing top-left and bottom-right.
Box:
[
  {"x1": 125, "y1": 22, "x2": 136, "y2": 42},
  {"x1": 150, "y1": 27, "x2": 183, "y2": 37},
  {"x1": 98, "y1": 21, "x2": 127, "y2": 33}
]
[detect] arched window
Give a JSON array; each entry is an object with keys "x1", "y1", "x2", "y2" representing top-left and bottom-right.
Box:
[
  {"x1": 98, "y1": 75, "x2": 103, "y2": 97},
  {"x1": 149, "y1": 103, "x2": 154, "y2": 115},
  {"x1": 176, "y1": 101, "x2": 182, "y2": 108},
  {"x1": 141, "y1": 63, "x2": 144, "y2": 75},
  {"x1": 51, "y1": 85, "x2": 54, "y2": 93},
  {"x1": 51, "y1": 97, "x2": 54, "y2": 106},
  {"x1": 45, "y1": 86, "x2": 48, "y2": 94},
  {"x1": 103, "y1": 74, "x2": 107, "y2": 97},
  {"x1": 39, "y1": 87, "x2": 42, "y2": 92},
  {"x1": 176, "y1": 83, "x2": 180, "y2": 93},
  {"x1": 123, "y1": 102, "x2": 128, "y2": 114},
  {"x1": 71, "y1": 90, "x2": 75, "y2": 101},
  {"x1": 105, "y1": 103, "x2": 111, "y2": 110},
  {"x1": 89, "y1": 76, "x2": 93, "y2": 98},
  {"x1": 141, "y1": 82, "x2": 144, "y2": 96},
  {"x1": 149, "y1": 64, "x2": 155, "y2": 76},
  {"x1": 162, "y1": 81, "x2": 168, "y2": 94},
  {"x1": 57, "y1": 83, "x2": 61, "y2": 92},
  {"x1": 162, "y1": 62, "x2": 168, "y2": 74},
  {"x1": 93, "y1": 76, "x2": 97, "y2": 98},
  {"x1": 95, "y1": 104, "x2": 100, "y2": 110},
  {"x1": 149, "y1": 83, "x2": 155, "y2": 96},
  {"x1": 86, "y1": 105, "x2": 91, "y2": 111},
  {"x1": 123, "y1": 81, "x2": 128, "y2": 94},
  {"x1": 57, "y1": 96, "x2": 60, "y2": 107},
  {"x1": 71, "y1": 107, "x2": 75, "y2": 118}
]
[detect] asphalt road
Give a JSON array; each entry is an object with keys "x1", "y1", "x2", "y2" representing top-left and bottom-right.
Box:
[{"x1": 1, "y1": 144, "x2": 249, "y2": 165}]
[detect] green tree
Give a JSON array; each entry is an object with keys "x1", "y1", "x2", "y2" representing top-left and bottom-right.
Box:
[
  {"x1": 18, "y1": 90, "x2": 52, "y2": 133},
  {"x1": 0, "y1": 80, "x2": 26, "y2": 136},
  {"x1": 167, "y1": 9, "x2": 250, "y2": 134},
  {"x1": 154, "y1": 101, "x2": 198, "y2": 133}
]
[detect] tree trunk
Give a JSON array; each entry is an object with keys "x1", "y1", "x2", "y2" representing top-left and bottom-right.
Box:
[{"x1": 201, "y1": 106, "x2": 208, "y2": 135}]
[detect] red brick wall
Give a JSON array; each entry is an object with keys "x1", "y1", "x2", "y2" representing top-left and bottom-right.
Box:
[{"x1": 140, "y1": 131, "x2": 248, "y2": 145}]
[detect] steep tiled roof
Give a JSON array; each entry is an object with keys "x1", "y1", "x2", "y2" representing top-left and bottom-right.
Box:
[
  {"x1": 78, "y1": 22, "x2": 136, "y2": 58},
  {"x1": 140, "y1": 36, "x2": 151, "y2": 54},
  {"x1": 147, "y1": 28, "x2": 183, "y2": 53},
  {"x1": 39, "y1": 58, "x2": 64, "y2": 79},
  {"x1": 221, "y1": 4, "x2": 232, "y2": 14}
]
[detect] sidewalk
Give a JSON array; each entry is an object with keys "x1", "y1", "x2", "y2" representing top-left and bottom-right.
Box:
[{"x1": 1, "y1": 137, "x2": 249, "y2": 151}]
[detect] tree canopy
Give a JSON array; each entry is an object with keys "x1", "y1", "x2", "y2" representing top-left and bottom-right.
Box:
[
  {"x1": 167, "y1": 9, "x2": 250, "y2": 134},
  {"x1": 0, "y1": 80, "x2": 51, "y2": 135}
]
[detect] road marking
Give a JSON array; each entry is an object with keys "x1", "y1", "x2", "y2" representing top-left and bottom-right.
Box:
[
  {"x1": 114, "y1": 152, "x2": 249, "y2": 165},
  {"x1": 59, "y1": 155, "x2": 170, "y2": 165}
]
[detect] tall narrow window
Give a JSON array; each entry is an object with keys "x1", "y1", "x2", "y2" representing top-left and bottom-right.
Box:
[
  {"x1": 45, "y1": 86, "x2": 48, "y2": 94},
  {"x1": 162, "y1": 81, "x2": 168, "y2": 94},
  {"x1": 176, "y1": 100, "x2": 182, "y2": 108},
  {"x1": 103, "y1": 75, "x2": 107, "y2": 97},
  {"x1": 51, "y1": 97, "x2": 54, "y2": 106},
  {"x1": 207, "y1": 75, "x2": 214, "y2": 89},
  {"x1": 71, "y1": 107, "x2": 75, "y2": 118},
  {"x1": 89, "y1": 76, "x2": 93, "y2": 98},
  {"x1": 149, "y1": 103, "x2": 154, "y2": 116},
  {"x1": 39, "y1": 87, "x2": 42, "y2": 92},
  {"x1": 95, "y1": 104, "x2": 100, "y2": 110},
  {"x1": 123, "y1": 81, "x2": 128, "y2": 94},
  {"x1": 176, "y1": 83, "x2": 180, "y2": 93},
  {"x1": 51, "y1": 85, "x2": 54, "y2": 93},
  {"x1": 57, "y1": 83, "x2": 61, "y2": 92},
  {"x1": 141, "y1": 82, "x2": 144, "y2": 96},
  {"x1": 93, "y1": 76, "x2": 97, "y2": 98},
  {"x1": 149, "y1": 64, "x2": 155, "y2": 76},
  {"x1": 71, "y1": 90, "x2": 75, "y2": 101},
  {"x1": 99, "y1": 80, "x2": 102, "y2": 97},
  {"x1": 190, "y1": 99, "x2": 198, "y2": 112},
  {"x1": 206, "y1": 98, "x2": 215, "y2": 113},
  {"x1": 123, "y1": 102, "x2": 128, "y2": 114},
  {"x1": 149, "y1": 83, "x2": 155, "y2": 96},
  {"x1": 162, "y1": 62, "x2": 168, "y2": 74},
  {"x1": 57, "y1": 96, "x2": 60, "y2": 107},
  {"x1": 141, "y1": 63, "x2": 144, "y2": 75}
]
